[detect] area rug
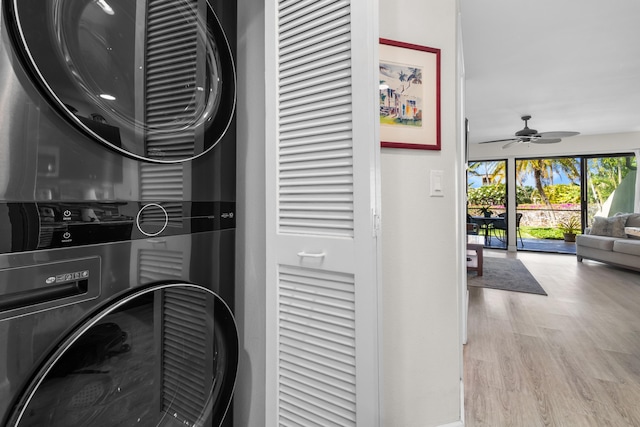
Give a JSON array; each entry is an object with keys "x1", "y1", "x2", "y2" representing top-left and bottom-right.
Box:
[{"x1": 468, "y1": 257, "x2": 547, "y2": 295}]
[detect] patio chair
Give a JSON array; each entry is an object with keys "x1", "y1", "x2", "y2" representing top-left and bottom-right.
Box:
[
  {"x1": 467, "y1": 223, "x2": 479, "y2": 234},
  {"x1": 466, "y1": 214, "x2": 479, "y2": 235},
  {"x1": 491, "y1": 213, "x2": 524, "y2": 247}
]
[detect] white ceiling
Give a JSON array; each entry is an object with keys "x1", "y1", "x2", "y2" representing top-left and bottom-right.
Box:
[{"x1": 460, "y1": 0, "x2": 640, "y2": 145}]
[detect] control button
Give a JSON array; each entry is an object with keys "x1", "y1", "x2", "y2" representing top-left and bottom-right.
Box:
[
  {"x1": 136, "y1": 203, "x2": 168, "y2": 237},
  {"x1": 63, "y1": 232, "x2": 71, "y2": 239}
]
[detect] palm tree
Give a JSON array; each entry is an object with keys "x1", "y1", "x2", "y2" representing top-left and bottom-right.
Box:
[
  {"x1": 468, "y1": 161, "x2": 504, "y2": 185},
  {"x1": 405, "y1": 67, "x2": 423, "y2": 90},
  {"x1": 379, "y1": 80, "x2": 387, "y2": 106},
  {"x1": 471, "y1": 158, "x2": 579, "y2": 205},
  {"x1": 396, "y1": 68, "x2": 425, "y2": 93},
  {"x1": 516, "y1": 158, "x2": 579, "y2": 206},
  {"x1": 397, "y1": 70, "x2": 407, "y2": 83}
]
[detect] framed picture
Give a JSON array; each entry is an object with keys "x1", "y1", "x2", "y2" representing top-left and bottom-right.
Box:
[{"x1": 379, "y1": 38, "x2": 441, "y2": 150}]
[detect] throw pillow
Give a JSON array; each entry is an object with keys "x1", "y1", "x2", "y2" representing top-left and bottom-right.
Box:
[
  {"x1": 614, "y1": 212, "x2": 640, "y2": 227},
  {"x1": 625, "y1": 213, "x2": 640, "y2": 228},
  {"x1": 590, "y1": 216, "x2": 628, "y2": 238},
  {"x1": 614, "y1": 212, "x2": 632, "y2": 221}
]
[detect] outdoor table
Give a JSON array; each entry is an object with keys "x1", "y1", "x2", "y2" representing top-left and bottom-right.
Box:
[{"x1": 470, "y1": 215, "x2": 502, "y2": 245}]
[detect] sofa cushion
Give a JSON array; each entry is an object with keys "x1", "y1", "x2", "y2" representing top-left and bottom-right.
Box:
[
  {"x1": 590, "y1": 215, "x2": 628, "y2": 238},
  {"x1": 576, "y1": 234, "x2": 616, "y2": 251},
  {"x1": 626, "y1": 227, "x2": 640, "y2": 240},
  {"x1": 613, "y1": 239, "x2": 640, "y2": 257}
]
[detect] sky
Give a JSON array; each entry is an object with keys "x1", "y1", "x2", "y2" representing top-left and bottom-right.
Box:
[{"x1": 467, "y1": 161, "x2": 574, "y2": 188}]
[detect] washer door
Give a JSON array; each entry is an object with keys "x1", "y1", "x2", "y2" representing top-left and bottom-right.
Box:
[
  {"x1": 7, "y1": 0, "x2": 235, "y2": 163},
  {"x1": 5, "y1": 283, "x2": 238, "y2": 427}
]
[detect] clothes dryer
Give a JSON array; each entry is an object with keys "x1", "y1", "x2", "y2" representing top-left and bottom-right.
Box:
[{"x1": 0, "y1": 0, "x2": 238, "y2": 425}]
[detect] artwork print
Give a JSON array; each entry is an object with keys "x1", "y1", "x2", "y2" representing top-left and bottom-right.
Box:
[
  {"x1": 379, "y1": 62, "x2": 423, "y2": 129},
  {"x1": 379, "y1": 38, "x2": 440, "y2": 150}
]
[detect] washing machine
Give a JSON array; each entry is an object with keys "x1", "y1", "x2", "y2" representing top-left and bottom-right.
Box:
[{"x1": 0, "y1": 0, "x2": 238, "y2": 425}]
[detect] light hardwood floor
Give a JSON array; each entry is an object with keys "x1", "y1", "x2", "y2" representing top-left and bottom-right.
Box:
[{"x1": 464, "y1": 250, "x2": 640, "y2": 427}]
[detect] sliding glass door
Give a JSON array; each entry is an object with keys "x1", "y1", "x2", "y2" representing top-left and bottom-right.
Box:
[
  {"x1": 515, "y1": 157, "x2": 581, "y2": 253},
  {"x1": 466, "y1": 153, "x2": 637, "y2": 253},
  {"x1": 584, "y1": 154, "x2": 637, "y2": 226},
  {"x1": 467, "y1": 160, "x2": 507, "y2": 248}
]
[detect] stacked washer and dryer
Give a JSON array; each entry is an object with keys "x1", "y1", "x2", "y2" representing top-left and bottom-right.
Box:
[{"x1": 0, "y1": 0, "x2": 238, "y2": 426}]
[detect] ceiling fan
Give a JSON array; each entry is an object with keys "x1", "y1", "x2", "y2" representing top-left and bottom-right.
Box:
[{"x1": 479, "y1": 115, "x2": 580, "y2": 149}]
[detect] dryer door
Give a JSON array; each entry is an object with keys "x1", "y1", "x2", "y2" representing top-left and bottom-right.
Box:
[
  {"x1": 7, "y1": 0, "x2": 235, "y2": 163},
  {"x1": 5, "y1": 283, "x2": 238, "y2": 427}
]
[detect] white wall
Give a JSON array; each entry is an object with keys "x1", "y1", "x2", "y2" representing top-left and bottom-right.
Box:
[
  {"x1": 380, "y1": 1, "x2": 463, "y2": 426},
  {"x1": 469, "y1": 131, "x2": 640, "y2": 160},
  {"x1": 236, "y1": 0, "x2": 266, "y2": 425}
]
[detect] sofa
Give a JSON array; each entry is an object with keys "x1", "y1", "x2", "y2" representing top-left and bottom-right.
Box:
[{"x1": 576, "y1": 213, "x2": 640, "y2": 272}]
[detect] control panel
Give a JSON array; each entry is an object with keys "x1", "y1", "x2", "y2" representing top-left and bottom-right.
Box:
[{"x1": 0, "y1": 201, "x2": 235, "y2": 254}]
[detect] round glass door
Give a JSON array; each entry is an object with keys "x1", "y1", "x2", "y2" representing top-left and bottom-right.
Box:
[
  {"x1": 6, "y1": 283, "x2": 238, "y2": 426},
  {"x1": 8, "y1": 0, "x2": 235, "y2": 163}
]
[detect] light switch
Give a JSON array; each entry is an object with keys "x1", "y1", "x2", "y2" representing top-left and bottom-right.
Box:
[{"x1": 430, "y1": 170, "x2": 444, "y2": 197}]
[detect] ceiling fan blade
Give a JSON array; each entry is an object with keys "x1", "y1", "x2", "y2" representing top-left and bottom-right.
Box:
[
  {"x1": 478, "y1": 138, "x2": 519, "y2": 144},
  {"x1": 502, "y1": 140, "x2": 521, "y2": 149},
  {"x1": 531, "y1": 138, "x2": 562, "y2": 144},
  {"x1": 478, "y1": 117, "x2": 580, "y2": 147},
  {"x1": 538, "y1": 131, "x2": 580, "y2": 138}
]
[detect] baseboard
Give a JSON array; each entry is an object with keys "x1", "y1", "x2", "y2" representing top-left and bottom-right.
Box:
[
  {"x1": 434, "y1": 382, "x2": 466, "y2": 427},
  {"x1": 437, "y1": 421, "x2": 464, "y2": 427}
]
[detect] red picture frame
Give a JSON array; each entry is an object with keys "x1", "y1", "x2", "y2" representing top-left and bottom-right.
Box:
[{"x1": 379, "y1": 38, "x2": 441, "y2": 150}]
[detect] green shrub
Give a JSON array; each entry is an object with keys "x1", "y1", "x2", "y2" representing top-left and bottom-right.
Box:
[
  {"x1": 544, "y1": 184, "x2": 581, "y2": 204},
  {"x1": 468, "y1": 184, "x2": 532, "y2": 206},
  {"x1": 557, "y1": 215, "x2": 581, "y2": 234},
  {"x1": 520, "y1": 226, "x2": 563, "y2": 240},
  {"x1": 520, "y1": 226, "x2": 581, "y2": 240}
]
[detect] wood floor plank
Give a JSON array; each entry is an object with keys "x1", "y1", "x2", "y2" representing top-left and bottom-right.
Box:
[{"x1": 464, "y1": 250, "x2": 640, "y2": 427}]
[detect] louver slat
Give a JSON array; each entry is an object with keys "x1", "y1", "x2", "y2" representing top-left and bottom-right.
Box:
[
  {"x1": 278, "y1": 265, "x2": 356, "y2": 426},
  {"x1": 280, "y1": 88, "x2": 351, "y2": 113},
  {"x1": 161, "y1": 288, "x2": 211, "y2": 425},
  {"x1": 279, "y1": 1, "x2": 349, "y2": 35},
  {"x1": 280, "y1": 14, "x2": 349, "y2": 51},
  {"x1": 163, "y1": 375, "x2": 205, "y2": 411},
  {"x1": 147, "y1": 79, "x2": 197, "y2": 94},
  {"x1": 280, "y1": 100, "x2": 350, "y2": 123},
  {"x1": 144, "y1": 0, "x2": 200, "y2": 159},
  {"x1": 140, "y1": 164, "x2": 184, "y2": 201},
  {"x1": 278, "y1": 0, "x2": 354, "y2": 238},
  {"x1": 280, "y1": 364, "x2": 355, "y2": 395},
  {"x1": 280, "y1": 35, "x2": 351, "y2": 72},
  {"x1": 136, "y1": 196, "x2": 183, "y2": 233},
  {"x1": 280, "y1": 342, "x2": 355, "y2": 372},
  {"x1": 138, "y1": 249, "x2": 184, "y2": 283}
]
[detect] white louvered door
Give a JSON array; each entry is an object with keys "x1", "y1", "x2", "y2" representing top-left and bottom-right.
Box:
[{"x1": 266, "y1": 0, "x2": 380, "y2": 425}]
